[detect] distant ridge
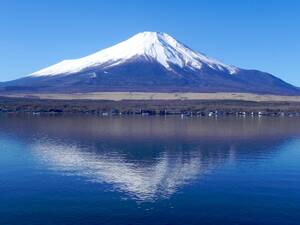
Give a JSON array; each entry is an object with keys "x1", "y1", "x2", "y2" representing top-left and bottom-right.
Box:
[{"x1": 1, "y1": 32, "x2": 299, "y2": 95}]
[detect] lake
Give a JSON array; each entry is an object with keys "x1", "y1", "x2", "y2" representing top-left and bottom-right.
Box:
[{"x1": 0, "y1": 115, "x2": 299, "y2": 225}]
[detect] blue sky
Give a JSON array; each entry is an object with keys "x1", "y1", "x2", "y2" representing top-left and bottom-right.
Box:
[{"x1": 1, "y1": 0, "x2": 299, "y2": 86}]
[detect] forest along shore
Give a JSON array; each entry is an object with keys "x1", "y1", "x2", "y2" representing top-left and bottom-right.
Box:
[{"x1": 0, "y1": 96, "x2": 300, "y2": 117}]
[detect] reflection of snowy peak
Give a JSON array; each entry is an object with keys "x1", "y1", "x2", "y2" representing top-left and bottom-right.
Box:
[
  {"x1": 31, "y1": 32, "x2": 238, "y2": 76},
  {"x1": 31, "y1": 141, "x2": 224, "y2": 201}
]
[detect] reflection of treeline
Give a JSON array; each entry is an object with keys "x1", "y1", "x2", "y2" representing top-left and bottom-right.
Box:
[{"x1": 0, "y1": 97, "x2": 300, "y2": 117}]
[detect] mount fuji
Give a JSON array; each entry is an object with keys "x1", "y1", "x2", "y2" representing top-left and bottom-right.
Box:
[{"x1": 1, "y1": 32, "x2": 299, "y2": 95}]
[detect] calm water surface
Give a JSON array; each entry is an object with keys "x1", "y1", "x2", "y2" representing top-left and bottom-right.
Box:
[{"x1": 0, "y1": 116, "x2": 300, "y2": 225}]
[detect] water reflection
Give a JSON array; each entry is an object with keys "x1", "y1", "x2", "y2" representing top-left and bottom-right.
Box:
[
  {"x1": 32, "y1": 140, "x2": 216, "y2": 201},
  {"x1": 1, "y1": 116, "x2": 300, "y2": 201}
]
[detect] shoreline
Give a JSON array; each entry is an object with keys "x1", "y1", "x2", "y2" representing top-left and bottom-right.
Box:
[
  {"x1": 1, "y1": 92, "x2": 300, "y2": 102},
  {"x1": 1, "y1": 96, "x2": 300, "y2": 117}
]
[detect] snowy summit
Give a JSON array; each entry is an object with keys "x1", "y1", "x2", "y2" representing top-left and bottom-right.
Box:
[{"x1": 31, "y1": 32, "x2": 238, "y2": 76}]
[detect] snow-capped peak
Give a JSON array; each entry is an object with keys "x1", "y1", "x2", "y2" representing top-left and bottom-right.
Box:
[{"x1": 30, "y1": 31, "x2": 238, "y2": 76}]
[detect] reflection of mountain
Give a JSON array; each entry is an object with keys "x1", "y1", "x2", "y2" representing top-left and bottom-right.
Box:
[
  {"x1": 31, "y1": 140, "x2": 231, "y2": 201},
  {"x1": 1, "y1": 116, "x2": 300, "y2": 201},
  {"x1": 2, "y1": 116, "x2": 300, "y2": 141}
]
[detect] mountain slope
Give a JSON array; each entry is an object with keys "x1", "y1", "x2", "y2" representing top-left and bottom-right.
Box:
[{"x1": 1, "y1": 32, "x2": 299, "y2": 95}]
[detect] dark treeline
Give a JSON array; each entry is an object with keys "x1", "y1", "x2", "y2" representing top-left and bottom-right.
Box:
[{"x1": 0, "y1": 97, "x2": 300, "y2": 117}]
